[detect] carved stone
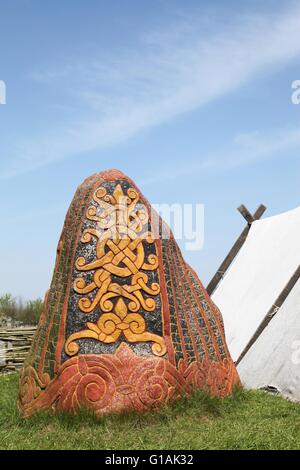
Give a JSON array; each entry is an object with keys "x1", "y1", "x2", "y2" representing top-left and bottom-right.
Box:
[{"x1": 19, "y1": 170, "x2": 239, "y2": 417}]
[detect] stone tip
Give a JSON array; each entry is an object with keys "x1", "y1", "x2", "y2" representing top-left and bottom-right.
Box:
[
  {"x1": 80, "y1": 169, "x2": 129, "y2": 188},
  {"x1": 94, "y1": 168, "x2": 127, "y2": 180}
]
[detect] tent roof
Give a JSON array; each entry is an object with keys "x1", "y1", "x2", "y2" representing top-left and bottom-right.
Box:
[
  {"x1": 212, "y1": 205, "x2": 300, "y2": 362},
  {"x1": 238, "y1": 277, "x2": 300, "y2": 401}
]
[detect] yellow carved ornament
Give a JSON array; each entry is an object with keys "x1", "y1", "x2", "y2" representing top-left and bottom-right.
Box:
[{"x1": 65, "y1": 183, "x2": 166, "y2": 357}]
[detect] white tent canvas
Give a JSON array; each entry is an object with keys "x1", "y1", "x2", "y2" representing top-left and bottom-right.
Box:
[
  {"x1": 211, "y1": 205, "x2": 300, "y2": 400},
  {"x1": 212, "y1": 205, "x2": 300, "y2": 362},
  {"x1": 238, "y1": 278, "x2": 300, "y2": 401}
]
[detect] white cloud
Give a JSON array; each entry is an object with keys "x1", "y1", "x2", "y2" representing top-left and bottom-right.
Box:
[
  {"x1": 2, "y1": 3, "x2": 300, "y2": 178},
  {"x1": 140, "y1": 124, "x2": 300, "y2": 185}
]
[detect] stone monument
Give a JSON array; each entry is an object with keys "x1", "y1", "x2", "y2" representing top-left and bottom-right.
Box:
[{"x1": 19, "y1": 169, "x2": 239, "y2": 417}]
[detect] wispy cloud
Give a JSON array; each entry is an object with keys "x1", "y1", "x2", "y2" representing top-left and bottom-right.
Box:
[
  {"x1": 140, "y1": 124, "x2": 300, "y2": 185},
  {"x1": 2, "y1": 3, "x2": 300, "y2": 178}
]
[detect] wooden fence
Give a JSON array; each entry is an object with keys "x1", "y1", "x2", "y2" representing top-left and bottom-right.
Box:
[{"x1": 0, "y1": 327, "x2": 36, "y2": 373}]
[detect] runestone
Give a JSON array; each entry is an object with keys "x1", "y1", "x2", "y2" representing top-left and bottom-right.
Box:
[{"x1": 19, "y1": 170, "x2": 239, "y2": 417}]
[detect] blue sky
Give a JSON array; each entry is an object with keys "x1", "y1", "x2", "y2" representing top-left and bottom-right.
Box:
[{"x1": 1, "y1": 0, "x2": 300, "y2": 299}]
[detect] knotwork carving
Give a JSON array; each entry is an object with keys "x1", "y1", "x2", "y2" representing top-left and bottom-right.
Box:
[{"x1": 65, "y1": 183, "x2": 166, "y2": 356}]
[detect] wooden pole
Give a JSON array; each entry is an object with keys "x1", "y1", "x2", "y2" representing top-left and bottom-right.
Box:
[
  {"x1": 206, "y1": 204, "x2": 267, "y2": 296},
  {"x1": 236, "y1": 265, "x2": 300, "y2": 366}
]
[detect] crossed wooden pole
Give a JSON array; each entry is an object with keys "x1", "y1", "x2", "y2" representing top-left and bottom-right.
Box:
[
  {"x1": 206, "y1": 203, "x2": 300, "y2": 365},
  {"x1": 206, "y1": 204, "x2": 267, "y2": 297}
]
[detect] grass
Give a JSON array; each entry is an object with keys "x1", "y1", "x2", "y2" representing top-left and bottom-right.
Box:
[{"x1": 1, "y1": 373, "x2": 300, "y2": 450}]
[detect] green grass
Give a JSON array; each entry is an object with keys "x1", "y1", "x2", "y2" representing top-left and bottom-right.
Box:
[{"x1": 1, "y1": 373, "x2": 300, "y2": 450}]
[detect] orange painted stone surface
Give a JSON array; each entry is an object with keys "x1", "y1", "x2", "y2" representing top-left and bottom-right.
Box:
[{"x1": 19, "y1": 169, "x2": 239, "y2": 417}]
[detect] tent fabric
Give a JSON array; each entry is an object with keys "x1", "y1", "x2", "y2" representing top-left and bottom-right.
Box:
[
  {"x1": 212, "y1": 206, "x2": 300, "y2": 362},
  {"x1": 238, "y1": 278, "x2": 300, "y2": 401}
]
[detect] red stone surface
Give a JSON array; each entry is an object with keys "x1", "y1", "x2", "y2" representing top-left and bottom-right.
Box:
[{"x1": 18, "y1": 169, "x2": 239, "y2": 417}]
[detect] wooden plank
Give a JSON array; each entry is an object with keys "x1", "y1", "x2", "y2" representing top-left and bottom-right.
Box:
[
  {"x1": 0, "y1": 326, "x2": 37, "y2": 374},
  {"x1": 206, "y1": 204, "x2": 267, "y2": 296},
  {"x1": 236, "y1": 265, "x2": 300, "y2": 366}
]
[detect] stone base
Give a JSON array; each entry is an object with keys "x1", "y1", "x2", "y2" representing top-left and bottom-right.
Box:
[{"x1": 19, "y1": 343, "x2": 239, "y2": 417}]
